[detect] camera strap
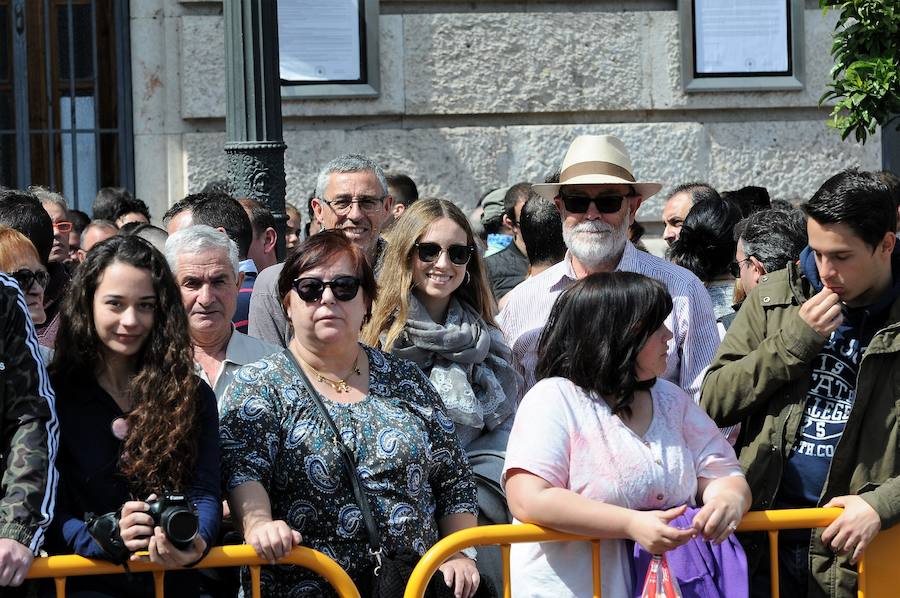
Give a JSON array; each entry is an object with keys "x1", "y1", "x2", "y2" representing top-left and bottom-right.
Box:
[{"x1": 282, "y1": 349, "x2": 384, "y2": 563}]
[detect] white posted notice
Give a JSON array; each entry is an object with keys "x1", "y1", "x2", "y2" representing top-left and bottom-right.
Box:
[
  {"x1": 278, "y1": 0, "x2": 361, "y2": 82},
  {"x1": 694, "y1": 0, "x2": 789, "y2": 74}
]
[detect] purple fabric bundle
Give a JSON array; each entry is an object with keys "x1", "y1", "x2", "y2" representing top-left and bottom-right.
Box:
[{"x1": 631, "y1": 506, "x2": 749, "y2": 598}]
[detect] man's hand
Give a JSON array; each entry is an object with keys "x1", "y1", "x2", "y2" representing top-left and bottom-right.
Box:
[
  {"x1": 0, "y1": 538, "x2": 33, "y2": 586},
  {"x1": 798, "y1": 287, "x2": 843, "y2": 338},
  {"x1": 821, "y1": 495, "x2": 881, "y2": 565}
]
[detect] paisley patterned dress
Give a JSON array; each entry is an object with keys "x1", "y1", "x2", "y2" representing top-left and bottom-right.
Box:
[{"x1": 220, "y1": 345, "x2": 477, "y2": 597}]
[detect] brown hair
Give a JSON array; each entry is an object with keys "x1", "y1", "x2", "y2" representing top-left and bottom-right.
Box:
[
  {"x1": 50, "y1": 235, "x2": 200, "y2": 494},
  {"x1": 278, "y1": 229, "x2": 378, "y2": 315},
  {"x1": 362, "y1": 198, "x2": 496, "y2": 350},
  {"x1": 0, "y1": 226, "x2": 42, "y2": 272}
]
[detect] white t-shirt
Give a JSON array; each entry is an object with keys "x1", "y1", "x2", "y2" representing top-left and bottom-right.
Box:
[{"x1": 502, "y1": 377, "x2": 743, "y2": 598}]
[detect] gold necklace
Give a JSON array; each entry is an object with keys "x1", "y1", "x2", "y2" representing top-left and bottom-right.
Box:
[{"x1": 298, "y1": 351, "x2": 361, "y2": 393}]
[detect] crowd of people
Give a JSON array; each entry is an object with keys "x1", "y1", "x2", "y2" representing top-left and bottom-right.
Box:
[{"x1": 0, "y1": 135, "x2": 898, "y2": 598}]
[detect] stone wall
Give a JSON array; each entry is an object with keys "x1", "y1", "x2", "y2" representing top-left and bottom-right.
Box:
[{"x1": 131, "y1": 0, "x2": 881, "y2": 224}]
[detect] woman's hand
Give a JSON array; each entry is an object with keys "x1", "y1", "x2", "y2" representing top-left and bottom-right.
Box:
[
  {"x1": 438, "y1": 553, "x2": 480, "y2": 598},
  {"x1": 142, "y1": 527, "x2": 207, "y2": 567},
  {"x1": 245, "y1": 519, "x2": 302, "y2": 563},
  {"x1": 119, "y1": 497, "x2": 155, "y2": 552},
  {"x1": 626, "y1": 505, "x2": 695, "y2": 554},
  {"x1": 692, "y1": 492, "x2": 746, "y2": 544},
  {"x1": 694, "y1": 475, "x2": 751, "y2": 545}
]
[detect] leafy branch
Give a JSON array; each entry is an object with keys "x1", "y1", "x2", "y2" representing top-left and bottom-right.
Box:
[{"x1": 819, "y1": 0, "x2": 900, "y2": 143}]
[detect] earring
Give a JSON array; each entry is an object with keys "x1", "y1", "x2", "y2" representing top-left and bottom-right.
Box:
[{"x1": 464, "y1": 271, "x2": 471, "y2": 284}]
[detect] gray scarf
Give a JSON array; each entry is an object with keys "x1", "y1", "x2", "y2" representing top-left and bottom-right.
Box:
[{"x1": 391, "y1": 295, "x2": 520, "y2": 431}]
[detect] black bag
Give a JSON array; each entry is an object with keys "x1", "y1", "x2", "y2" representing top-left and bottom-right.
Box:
[{"x1": 284, "y1": 350, "x2": 497, "y2": 598}]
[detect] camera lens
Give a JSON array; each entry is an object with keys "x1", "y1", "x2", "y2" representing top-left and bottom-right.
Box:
[{"x1": 161, "y1": 507, "x2": 199, "y2": 548}]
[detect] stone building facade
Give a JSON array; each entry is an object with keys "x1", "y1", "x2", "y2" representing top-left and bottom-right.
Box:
[{"x1": 132, "y1": 0, "x2": 881, "y2": 226}]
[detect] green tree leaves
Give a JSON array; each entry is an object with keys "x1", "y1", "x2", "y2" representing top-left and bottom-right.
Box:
[{"x1": 819, "y1": 0, "x2": 900, "y2": 143}]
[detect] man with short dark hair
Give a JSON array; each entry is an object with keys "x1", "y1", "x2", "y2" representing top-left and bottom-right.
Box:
[
  {"x1": 661, "y1": 182, "x2": 719, "y2": 245},
  {"x1": 77, "y1": 220, "x2": 118, "y2": 262},
  {"x1": 385, "y1": 172, "x2": 419, "y2": 225},
  {"x1": 92, "y1": 187, "x2": 132, "y2": 222},
  {"x1": 112, "y1": 197, "x2": 151, "y2": 227},
  {"x1": 237, "y1": 198, "x2": 278, "y2": 271},
  {"x1": 701, "y1": 169, "x2": 900, "y2": 597},
  {"x1": 164, "y1": 191, "x2": 256, "y2": 333},
  {"x1": 485, "y1": 183, "x2": 531, "y2": 300}
]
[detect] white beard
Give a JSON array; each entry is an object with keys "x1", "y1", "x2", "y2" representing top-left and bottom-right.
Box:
[{"x1": 562, "y1": 218, "x2": 628, "y2": 270}]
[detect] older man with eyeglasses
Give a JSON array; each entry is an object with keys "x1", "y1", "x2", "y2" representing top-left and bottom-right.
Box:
[
  {"x1": 498, "y1": 135, "x2": 720, "y2": 400},
  {"x1": 248, "y1": 154, "x2": 393, "y2": 348}
]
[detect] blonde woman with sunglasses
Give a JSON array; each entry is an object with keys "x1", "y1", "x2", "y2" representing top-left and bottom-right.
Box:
[{"x1": 363, "y1": 198, "x2": 520, "y2": 449}]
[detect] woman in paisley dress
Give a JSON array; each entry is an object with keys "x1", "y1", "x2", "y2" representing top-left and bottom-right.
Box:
[
  {"x1": 362, "y1": 198, "x2": 519, "y2": 449},
  {"x1": 220, "y1": 230, "x2": 480, "y2": 597}
]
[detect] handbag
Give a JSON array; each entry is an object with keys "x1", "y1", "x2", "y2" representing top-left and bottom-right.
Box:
[{"x1": 283, "y1": 350, "x2": 496, "y2": 598}]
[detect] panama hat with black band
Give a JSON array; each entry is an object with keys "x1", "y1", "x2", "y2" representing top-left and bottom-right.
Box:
[{"x1": 532, "y1": 135, "x2": 662, "y2": 202}]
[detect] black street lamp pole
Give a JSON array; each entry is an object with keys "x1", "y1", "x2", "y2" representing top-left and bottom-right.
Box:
[{"x1": 224, "y1": 0, "x2": 288, "y2": 259}]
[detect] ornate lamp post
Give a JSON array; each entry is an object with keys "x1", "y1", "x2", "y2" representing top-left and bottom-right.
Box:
[{"x1": 224, "y1": 0, "x2": 288, "y2": 258}]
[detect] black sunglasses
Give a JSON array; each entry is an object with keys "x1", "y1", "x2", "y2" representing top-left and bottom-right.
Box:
[
  {"x1": 292, "y1": 276, "x2": 361, "y2": 303},
  {"x1": 414, "y1": 242, "x2": 474, "y2": 266},
  {"x1": 10, "y1": 268, "x2": 50, "y2": 291},
  {"x1": 559, "y1": 192, "x2": 630, "y2": 214}
]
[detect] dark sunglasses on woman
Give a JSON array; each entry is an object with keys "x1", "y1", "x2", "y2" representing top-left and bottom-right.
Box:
[
  {"x1": 558, "y1": 192, "x2": 630, "y2": 214},
  {"x1": 414, "y1": 242, "x2": 474, "y2": 266},
  {"x1": 11, "y1": 268, "x2": 50, "y2": 291},
  {"x1": 292, "y1": 276, "x2": 361, "y2": 302}
]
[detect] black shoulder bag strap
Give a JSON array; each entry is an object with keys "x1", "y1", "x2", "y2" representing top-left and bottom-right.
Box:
[{"x1": 282, "y1": 349, "x2": 385, "y2": 567}]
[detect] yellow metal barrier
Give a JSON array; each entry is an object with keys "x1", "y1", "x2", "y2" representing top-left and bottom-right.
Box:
[
  {"x1": 25, "y1": 544, "x2": 361, "y2": 598},
  {"x1": 404, "y1": 508, "x2": 895, "y2": 598}
]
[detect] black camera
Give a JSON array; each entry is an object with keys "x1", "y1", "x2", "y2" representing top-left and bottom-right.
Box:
[{"x1": 146, "y1": 494, "x2": 199, "y2": 550}]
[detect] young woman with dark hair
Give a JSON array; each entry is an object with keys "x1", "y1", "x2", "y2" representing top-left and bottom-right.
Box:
[
  {"x1": 503, "y1": 272, "x2": 750, "y2": 597},
  {"x1": 47, "y1": 234, "x2": 220, "y2": 597}
]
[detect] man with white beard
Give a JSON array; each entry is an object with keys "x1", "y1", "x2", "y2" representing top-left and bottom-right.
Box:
[{"x1": 498, "y1": 135, "x2": 720, "y2": 397}]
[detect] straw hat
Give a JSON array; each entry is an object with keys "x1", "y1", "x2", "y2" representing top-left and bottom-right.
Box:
[{"x1": 532, "y1": 135, "x2": 662, "y2": 201}]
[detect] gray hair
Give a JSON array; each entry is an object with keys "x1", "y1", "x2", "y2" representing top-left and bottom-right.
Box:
[
  {"x1": 314, "y1": 154, "x2": 389, "y2": 199},
  {"x1": 737, "y1": 208, "x2": 808, "y2": 274},
  {"x1": 164, "y1": 224, "x2": 239, "y2": 276},
  {"x1": 29, "y1": 185, "x2": 68, "y2": 211}
]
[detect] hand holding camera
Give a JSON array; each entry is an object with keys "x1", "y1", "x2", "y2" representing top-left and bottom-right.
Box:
[{"x1": 88, "y1": 492, "x2": 204, "y2": 566}]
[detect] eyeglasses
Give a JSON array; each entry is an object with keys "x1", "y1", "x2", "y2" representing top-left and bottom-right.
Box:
[
  {"x1": 320, "y1": 196, "x2": 385, "y2": 215},
  {"x1": 10, "y1": 268, "x2": 50, "y2": 291},
  {"x1": 729, "y1": 258, "x2": 753, "y2": 278},
  {"x1": 292, "y1": 276, "x2": 362, "y2": 302},
  {"x1": 414, "y1": 242, "x2": 474, "y2": 266},
  {"x1": 558, "y1": 192, "x2": 630, "y2": 214},
  {"x1": 52, "y1": 220, "x2": 73, "y2": 233}
]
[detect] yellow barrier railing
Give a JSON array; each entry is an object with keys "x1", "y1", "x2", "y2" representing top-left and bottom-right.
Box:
[
  {"x1": 25, "y1": 544, "x2": 361, "y2": 598},
  {"x1": 404, "y1": 508, "x2": 900, "y2": 598}
]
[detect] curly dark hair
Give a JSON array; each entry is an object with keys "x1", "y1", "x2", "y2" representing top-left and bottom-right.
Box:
[
  {"x1": 536, "y1": 272, "x2": 672, "y2": 417},
  {"x1": 50, "y1": 235, "x2": 199, "y2": 495}
]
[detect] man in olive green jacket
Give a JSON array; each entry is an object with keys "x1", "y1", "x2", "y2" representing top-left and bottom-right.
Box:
[{"x1": 701, "y1": 170, "x2": 900, "y2": 598}]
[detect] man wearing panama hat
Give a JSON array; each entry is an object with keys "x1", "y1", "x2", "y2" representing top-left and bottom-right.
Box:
[{"x1": 498, "y1": 134, "x2": 720, "y2": 398}]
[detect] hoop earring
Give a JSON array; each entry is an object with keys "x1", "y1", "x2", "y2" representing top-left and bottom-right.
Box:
[{"x1": 465, "y1": 271, "x2": 471, "y2": 284}]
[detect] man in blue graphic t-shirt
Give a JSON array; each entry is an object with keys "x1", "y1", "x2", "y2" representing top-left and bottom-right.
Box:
[{"x1": 701, "y1": 169, "x2": 900, "y2": 598}]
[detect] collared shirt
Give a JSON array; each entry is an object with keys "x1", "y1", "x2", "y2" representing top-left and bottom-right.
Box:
[
  {"x1": 238, "y1": 258, "x2": 258, "y2": 275},
  {"x1": 498, "y1": 241, "x2": 720, "y2": 399},
  {"x1": 194, "y1": 327, "x2": 280, "y2": 409}
]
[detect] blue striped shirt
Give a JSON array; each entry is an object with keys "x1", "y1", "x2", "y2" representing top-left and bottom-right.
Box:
[{"x1": 498, "y1": 242, "x2": 721, "y2": 399}]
